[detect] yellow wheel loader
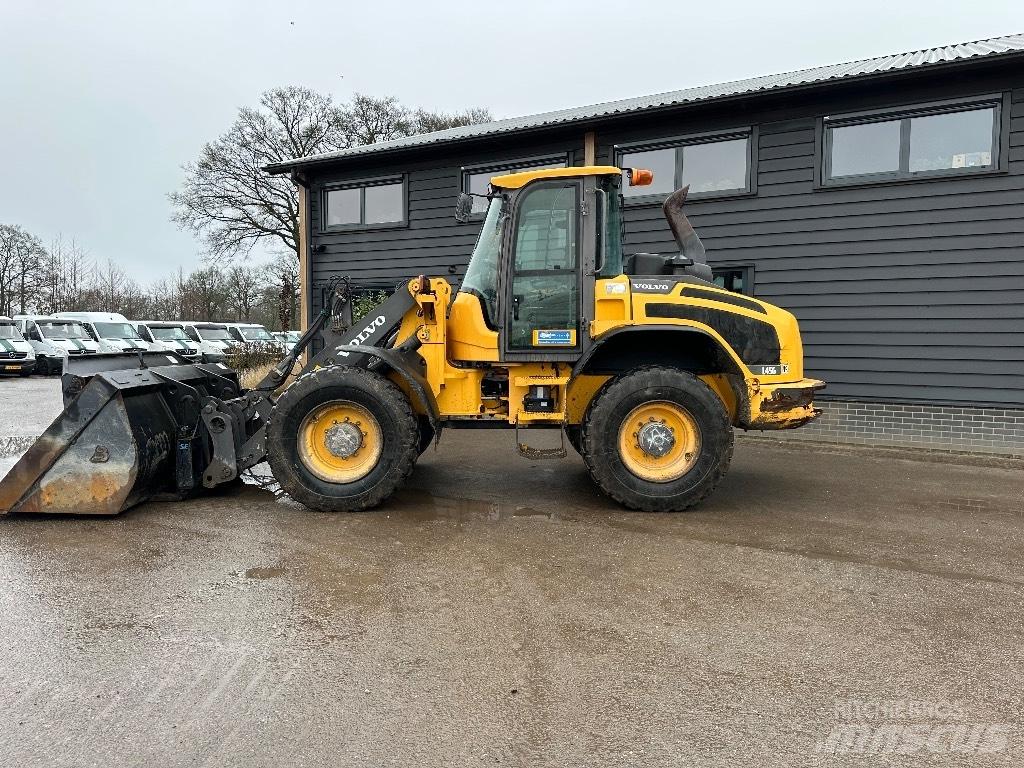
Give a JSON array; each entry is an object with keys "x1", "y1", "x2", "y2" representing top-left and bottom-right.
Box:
[{"x1": 0, "y1": 166, "x2": 824, "y2": 516}]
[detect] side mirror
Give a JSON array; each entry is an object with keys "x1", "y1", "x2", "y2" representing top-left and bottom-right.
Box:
[{"x1": 454, "y1": 192, "x2": 475, "y2": 223}]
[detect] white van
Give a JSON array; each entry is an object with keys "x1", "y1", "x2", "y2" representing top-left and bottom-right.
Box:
[
  {"x1": 180, "y1": 322, "x2": 234, "y2": 363},
  {"x1": 55, "y1": 311, "x2": 165, "y2": 353},
  {"x1": 132, "y1": 321, "x2": 201, "y2": 361},
  {"x1": 272, "y1": 330, "x2": 301, "y2": 353},
  {"x1": 224, "y1": 323, "x2": 285, "y2": 352},
  {"x1": 14, "y1": 315, "x2": 103, "y2": 374},
  {"x1": 0, "y1": 315, "x2": 37, "y2": 376}
]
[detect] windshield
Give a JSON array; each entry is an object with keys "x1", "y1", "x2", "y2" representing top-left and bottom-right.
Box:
[
  {"x1": 460, "y1": 195, "x2": 506, "y2": 328},
  {"x1": 240, "y1": 326, "x2": 274, "y2": 341},
  {"x1": 198, "y1": 327, "x2": 231, "y2": 341},
  {"x1": 95, "y1": 322, "x2": 142, "y2": 339},
  {"x1": 150, "y1": 326, "x2": 189, "y2": 341},
  {"x1": 0, "y1": 324, "x2": 25, "y2": 341},
  {"x1": 40, "y1": 321, "x2": 89, "y2": 340}
]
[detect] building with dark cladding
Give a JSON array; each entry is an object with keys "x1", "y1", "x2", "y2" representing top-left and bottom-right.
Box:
[{"x1": 268, "y1": 34, "x2": 1024, "y2": 456}]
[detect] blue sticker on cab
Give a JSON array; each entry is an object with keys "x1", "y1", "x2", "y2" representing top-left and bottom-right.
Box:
[{"x1": 533, "y1": 329, "x2": 575, "y2": 346}]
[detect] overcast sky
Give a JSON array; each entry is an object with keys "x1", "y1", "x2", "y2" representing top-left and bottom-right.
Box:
[{"x1": 2, "y1": 0, "x2": 1022, "y2": 281}]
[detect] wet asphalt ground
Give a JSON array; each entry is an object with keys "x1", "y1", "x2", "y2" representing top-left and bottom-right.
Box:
[{"x1": 1, "y1": 377, "x2": 1024, "y2": 766}]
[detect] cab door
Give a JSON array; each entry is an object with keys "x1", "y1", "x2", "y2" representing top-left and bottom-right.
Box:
[{"x1": 500, "y1": 178, "x2": 594, "y2": 361}]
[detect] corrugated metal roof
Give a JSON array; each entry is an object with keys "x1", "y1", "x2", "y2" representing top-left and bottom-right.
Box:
[{"x1": 266, "y1": 33, "x2": 1024, "y2": 173}]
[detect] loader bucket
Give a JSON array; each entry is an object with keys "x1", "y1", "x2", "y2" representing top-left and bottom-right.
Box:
[{"x1": 0, "y1": 353, "x2": 244, "y2": 516}]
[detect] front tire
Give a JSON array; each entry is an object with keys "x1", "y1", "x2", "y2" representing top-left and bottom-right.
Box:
[
  {"x1": 266, "y1": 366, "x2": 418, "y2": 512},
  {"x1": 580, "y1": 366, "x2": 733, "y2": 512}
]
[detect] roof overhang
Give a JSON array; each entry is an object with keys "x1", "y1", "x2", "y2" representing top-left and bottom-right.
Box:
[{"x1": 265, "y1": 33, "x2": 1024, "y2": 176}]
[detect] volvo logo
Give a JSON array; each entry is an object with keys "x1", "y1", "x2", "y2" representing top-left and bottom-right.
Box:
[
  {"x1": 631, "y1": 281, "x2": 673, "y2": 292},
  {"x1": 337, "y1": 315, "x2": 386, "y2": 357}
]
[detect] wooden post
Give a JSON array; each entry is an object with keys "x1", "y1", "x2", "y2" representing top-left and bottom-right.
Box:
[
  {"x1": 297, "y1": 183, "x2": 311, "y2": 333},
  {"x1": 584, "y1": 131, "x2": 597, "y2": 166},
  {"x1": 296, "y1": 181, "x2": 312, "y2": 369}
]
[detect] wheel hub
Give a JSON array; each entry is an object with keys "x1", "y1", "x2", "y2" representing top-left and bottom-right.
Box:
[
  {"x1": 637, "y1": 421, "x2": 675, "y2": 458},
  {"x1": 323, "y1": 421, "x2": 363, "y2": 459},
  {"x1": 297, "y1": 400, "x2": 382, "y2": 484},
  {"x1": 617, "y1": 401, "x2": 702, "y2": 483}
]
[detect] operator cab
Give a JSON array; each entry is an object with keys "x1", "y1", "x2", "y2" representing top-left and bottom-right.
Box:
[{"x1": 449, "y1": 165, "x2": 712, "y2": 363}]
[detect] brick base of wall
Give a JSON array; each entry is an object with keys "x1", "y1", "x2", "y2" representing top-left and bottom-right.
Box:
[{"x1": 754, "y1": 400, "x2": 1024, "y2": 457}]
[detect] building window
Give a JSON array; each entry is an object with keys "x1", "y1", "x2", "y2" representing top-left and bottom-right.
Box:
[
  {"x1": 323, "y1": 177, "x2": 405, "y2": 229},
  {"x1": 616, "y1": 130, "x2": 755, "y2": 202},
  {"x1": 712, "y1": 266, "x2": 754, "y2": 296},
  {"x1": 462, "y1": 156, "x2": 568, "y2": 216},
  {"x1": 822, "y1": 99, "x2": 1001, "y2": 185}
]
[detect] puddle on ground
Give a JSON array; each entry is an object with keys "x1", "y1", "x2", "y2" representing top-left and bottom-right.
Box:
[
  {"x1": 242, "y1": 566, "x2": 287, "y2": 579},
  {"x1": 388, "y1": 489, "x2": 559, "y2": 522},
  {"x1": 241, "y1": 465, "x2": 562, "y2": 522}
]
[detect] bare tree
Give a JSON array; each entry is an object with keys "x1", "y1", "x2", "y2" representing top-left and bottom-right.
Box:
[
  {"x1": 94, "y1": 259, "x2": 127, "y2": 312},
  {"x1": 180, "y1": 268, "x2": 228, "y2": 321},
  {"x1": 342, "y1": 94, "x2": 414, "y2": 144},
  {"x1": 146, "y1": 276, "x2": 179, "y2": 321},
  {"x1": 170, "y1": 87, "x2": 490, "y2": 264},
  {"x1": 226, "y1": 264, "x2": 262, "y2": 321},
  {"x1": 0, "y1": 225, "x2": 47, "y2": 316},
  {"x1": 38, "y1": 236, "x2": 93, "y2": 314},
  {"x1": 170, "y1": 87, "x2": 351, "y2": 262},
  {"x1": 264, "y1": 257, "x2": 299, "y2": 332},
  {"x1": 119, "y1": 278, "x2": 148, "y2": 319},
  {"x1": 413, "y1": 107, "x2": 492, "y2": 134}
]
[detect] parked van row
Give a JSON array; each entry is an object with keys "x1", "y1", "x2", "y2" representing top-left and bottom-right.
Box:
[{"x1": 2, "y1": 313, "x2": 284, "y2": 376}]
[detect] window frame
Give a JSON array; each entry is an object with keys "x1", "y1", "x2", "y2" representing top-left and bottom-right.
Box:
[
  {"x1": 613, "y1": 127, "x2": 758, "y2": 206},
  {"x1": 320, "y1": 174, "x2": 408, "y2": 232},
  {"x1": 711, "y1": 265, "x2": 755, "y2": 296},
  {"x1": 815, "y1": 93, "x2": 1010, "y2": 189},
  {"x1": 460, "y1": 153, "x2": 571, "y2": 221}
]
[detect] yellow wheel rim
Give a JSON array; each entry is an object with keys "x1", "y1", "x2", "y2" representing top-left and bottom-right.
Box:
[
  {"x1": 297, "y1": 400, "x2": 382, "y2": 484},
  {"x1": 617, "y1": 401, "x2": 701, "y2": 483}
]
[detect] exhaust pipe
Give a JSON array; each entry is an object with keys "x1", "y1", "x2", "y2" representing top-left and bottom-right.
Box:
[{"x1": 662, "y1": 186, "x2": 713, "y2": 281}]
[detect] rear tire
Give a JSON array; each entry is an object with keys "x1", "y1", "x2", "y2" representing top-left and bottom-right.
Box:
[
  {"x1": 266, "y1": 366, "x2": 418, "y2": 512},
  {"x1": 580, "y1": 366, "x2": 733, "y2": 512}
]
